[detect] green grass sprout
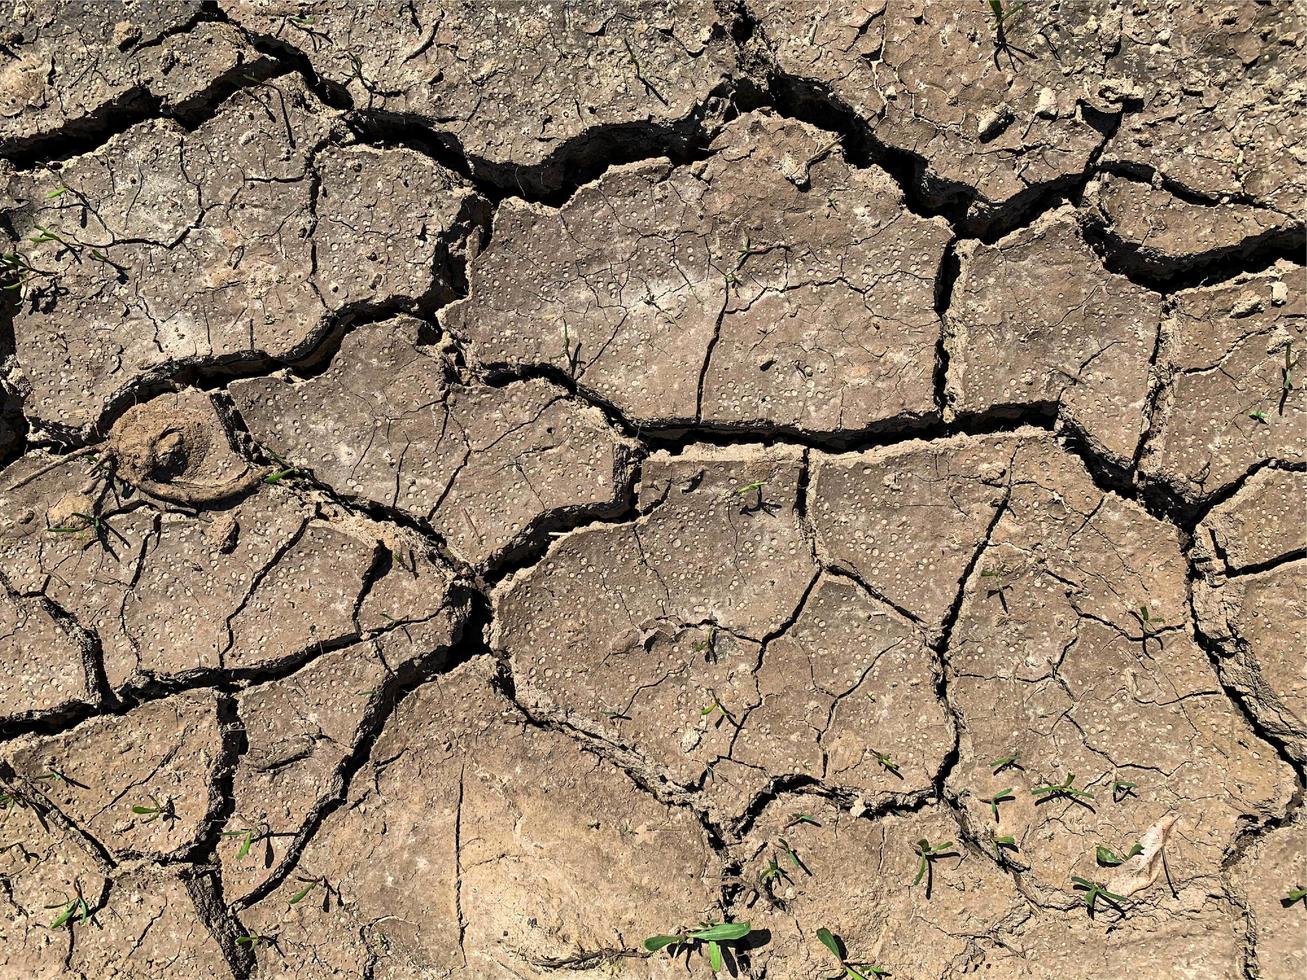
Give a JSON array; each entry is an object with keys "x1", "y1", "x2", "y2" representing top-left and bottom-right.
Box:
[
  {"x1": 129, "y1": 794, "x2": 176, "y2": 824},
  {"x1": 643, "y1": 921, "x2": 754, "y2": 973},
  {"x1": 874, "y1": 751, "x2": 902, "y2": 778},
  {"x1": 46, "y1": 892, "x2": 91, "y2": 929},
  {"x1": 912, "y1": 838, "x2": 957, "y2": 895},
  {"x1": 816, "y1": 926, "x2": 890, "y2": 978},
  {"x1": 983, "y1": 787, "x2": 1016, "y2": 823},
  {"x1": 701, "y1": 692, "x2": 741, "y2": 729},
  {"x1": 1095, "y1": 842, "x2": 1143, "y2": 867},
  {"x1": 222, "y1": 827, "x2": 256, "y2": 859},
  {"x1": 1111, "y1": 780, "x2": 1138, "y2": 803},
  {"x1": 991, "y1": 832, "x2": 1019, "y2": 861},
  {"x1": 991, "y1": 752, "x2": 1021, "y2": 775},
  {"x1": 1, "y1": 250, "x2": 38, "y2": 291},
  {"x1": 1032, "y1": 773, "x2": 1095, "y2": 808},
  {"x1": 979, "y1": 567, "x2": 1011, "y2": 611},
  {"x1": 1071, "y1": 875, "x2": 1125, "y2": 917}
]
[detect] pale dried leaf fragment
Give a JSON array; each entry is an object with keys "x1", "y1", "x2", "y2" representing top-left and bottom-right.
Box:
[{"x1": 1108, "y1": 814, "x2": 1179, "y2": 897}]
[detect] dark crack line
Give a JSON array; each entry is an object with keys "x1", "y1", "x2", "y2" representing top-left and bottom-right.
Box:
[{"x1": 229, "y1": 583, "x2": 479, "y2": 911}]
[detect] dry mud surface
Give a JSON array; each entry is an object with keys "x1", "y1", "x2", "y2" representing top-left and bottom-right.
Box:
[{"x1": 0, "y1": 2, "x2": 1304, "y2": 978}]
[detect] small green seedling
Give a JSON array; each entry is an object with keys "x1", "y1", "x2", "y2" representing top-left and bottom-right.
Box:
[
  {"x1": 45, "y1": 505, "x2": 122, "y2": 552},
  {"x1": 983, "y1": 787, "x2": 1016, "y2": 823},
  {"x1": 1032, "y1": 773, "x2": 1095, "y2": 808},
  {"x1": 987, "y1": 0, "x2": 1030, "y2": 66},
  {"x1": 222, "y1": 827, "x2": 256, "y2": 859},
  {"x1": 733, "y1": 479, "x2": 774, "y2": 515},
  {"x1": 912, "y1": 838, "x2": 957, "y2": 894},
  {"x1": 758, "y1": 856, "x2": 788, "y2": 886},
  {"x1": 1250, "y1": 410, "x2": 1269, "y2": 424},
  {"x1": 988, "y1": 0, "x2": 1026, "y2": 27},
  {"x1": 0, "y1": 785, "x2": 49, "y2": 830},
  {"x1": 24, "y1": 222, "x2": 99, "y2": 270},
  {"x1": 235, "y1": 932, "x2": 278, "y2": 950},
  {"x1": 1131, "y1": 606, "x2": 1164, "y2": 632},
  {"x1": 1071, "y1": 876, "x2": 1125, "y2": 917},
  {"x1": 288, "y1": 873, "x2": 331, "y2": 907},
  {"x1": 692, "y1": 628, "x2": 719, "y2": 664},
  {"x1": 46, "y1": 891, "x2": 91, "y2": 929},
  {"x1": 991, "y1": 833, "x2": 1019, "y2": 861},
  {"x1": 816, "y1": 927, "x2": 889, "y2": 978},
  {"x1": 1276, "y1": 341, "x2": 1300, "y2": 415},
  {"x1": 1282, "y1": 887, "x2": 1306, "y2": 909},
  {"x1": 1111, "y1": 780, "x2": 1138, "y2": 803},
  {"x1": 1130, "y1": 606, "x2": 1167, "y2": 655},
  {"x1": 643, "y1": 921, "x2": 754, "y2": 973},
  {"x1": 29, "y1": 225, "x2": 77, "y2": 250},
  {"x1": 701, "y1": 693, "x2": 740, "y2": 730},
  {"x1": 46, "y1": 511, "x2": 101, "y2": 535},
  {"x1": 1134, "y1": 611, "x2": 1165, "y2": 648},
  {"x1": 33, "y1": 768, "x2": 87, "y2": 791},
  {"x1": 786, "y1": 813, "x2": 820, "y2": 829},
  {"x1": 979, "y1": 567, "x2": 1011, "y2": 612},
  {"x1": 263, "y1": 465, "x2": 299, "y2": 484},
  {"x1": 1095, "y1": 842, "x2": 1143, "y2": 867},
  {"x1": 1, "y1": 250, "x2": 38, "y2": 291},
  {"x1": 344, "y1": 51, "x2": 377, "y2": 96},
  {"x1": 561, "y1": 322, "x2": 581, "y2": 377},
  {"x1": 130, "y1": 794, "x2": 176, "y2": 824},
  {"x1": 874, "y1": 752, "x2": 902, "y2": 778},
  {"x1": 991, "y1": 752, "x2": 1021, "y2": 775},
  {"x1": 777, "y1": 836, "x2": 809, "y2": 876},
  {"x1": 735, "y1": 233, "x2": 754, "y2": 266},
  {"x1": 260, "y1": 448, "x2": 300, "y2": 485}
]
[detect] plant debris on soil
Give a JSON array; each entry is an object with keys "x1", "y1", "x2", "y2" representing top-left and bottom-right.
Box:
[{"x1": 0, "y1": 2, "x2": 1303, "y2": 978}]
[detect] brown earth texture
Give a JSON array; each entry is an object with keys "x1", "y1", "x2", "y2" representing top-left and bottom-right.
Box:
[{"x1": 0, "y1": 2, "x2": 1305, "y2": 978}]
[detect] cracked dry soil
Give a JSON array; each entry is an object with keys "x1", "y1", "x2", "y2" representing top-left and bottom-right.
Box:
[{"x1": 0, "y1": 2, "x2": 1303, "y2": 978}]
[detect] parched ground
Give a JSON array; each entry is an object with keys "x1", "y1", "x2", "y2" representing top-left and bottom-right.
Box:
[{"x1": 0, "y1": 2, "x2": 1304, "y2": 978}]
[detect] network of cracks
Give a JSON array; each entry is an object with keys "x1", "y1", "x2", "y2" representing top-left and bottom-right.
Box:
[{"x1": 0, "y1": 2, "x2": 1303, "y2": 978}]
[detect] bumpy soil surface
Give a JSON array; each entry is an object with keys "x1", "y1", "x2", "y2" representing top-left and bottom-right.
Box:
[{"x1": 1, "y1": 3, "x2": 1304, "y2": 978}]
